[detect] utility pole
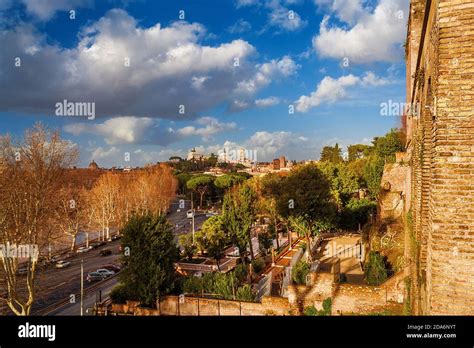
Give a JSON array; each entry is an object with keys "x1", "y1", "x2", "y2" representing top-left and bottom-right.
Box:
[{"x1": 80, "y1": 259, "x2": 84, "y2": 316}]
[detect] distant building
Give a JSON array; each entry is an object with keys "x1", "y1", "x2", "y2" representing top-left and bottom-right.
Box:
[
  {"x1": 272, "y1": 159, "x2": 280, "y2": 170},
  {"x1": 187, "y1": 148, "x2": 204, "y2": 161},
  {"x1": 88, "y1": 160, "x2": 99, "y2": 170},
  {"x1": 279, "y1": 155, "x2": 286, "y2": 168}
]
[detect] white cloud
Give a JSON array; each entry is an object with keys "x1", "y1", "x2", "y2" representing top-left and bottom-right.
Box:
[
  {"x1": 21, "y1": 0, "x2": 93, "y2": 20},
  {"x1": 176, "y1": 117, "x2": 236, "y2": 140},
  {"x1": 235, "y1": 56, "x2": 298, "y2": 95},
  {"x1": 235, "y1": 0, "x2": 258, "y2": 8},
  {"x1": 0, "y1": 10, "x2": 295, "y2": 118},
  {"x1": 314, "y1": 0, "x2": 364, "y2": 25},
  {"x1": 266, "y1": 0, "x2": 307, "y2": 32},
  {"x1": 295, "y1": 72, "x2": 389, "y2": 112},
  {"x1": 64, "y1": 116, "x2": 235, "y2": 145},
  {"x1": 312, "y1": 0, "x2": 408, "y2": 63},
  {"x1": 227, "y1": 19, "x2": 252, "y2": 34}
]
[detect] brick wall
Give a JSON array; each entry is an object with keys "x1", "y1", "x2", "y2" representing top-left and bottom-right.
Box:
[{"x1": 405, "y1": 0, "x2": 474, "y2": 315}]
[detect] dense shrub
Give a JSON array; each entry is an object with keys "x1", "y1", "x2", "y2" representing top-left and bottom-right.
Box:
[
  {"x1": 364, "y1": 251, "x2": 388, "y2": 285},
  {"x1": 304, "y1": 298, "x2": 332, "y2": 316},
  {"x1": 251, "y1": 258, "x2": 266, "y2": 274},
  {"x1": 292, "y1": 260, "x2": 310, "y2": 285},
  {"x1": 235, "y1": 284, "x2": 256, "y2": 302},
  {"x1": 110, "y1": 284, "x2": 138, "y2": 304},
  {"x1": 339, "y1": 198, "x2": 377, "y2": 230}
]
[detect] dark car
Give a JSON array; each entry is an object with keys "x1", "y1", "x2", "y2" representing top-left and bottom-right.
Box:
[
  {"x1": 110, "y1": 234, "x2": 122, "y2": 241},
  {"x1": 99, "y1": 249, "x2": 112, "y2": 256},
  {"x1": 102, "y1": 264, "x2": 121, "y2": 273},
  {"x1": 86, "y1": 272, "x2": 105, "y2": 282},
  {"x1": 91, "y1": 241, "x2": 107, "y2": 249}
]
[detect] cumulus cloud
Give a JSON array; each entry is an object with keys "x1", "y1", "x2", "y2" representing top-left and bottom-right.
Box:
[
  {"x1": 295, "y1": 72, "x2": 389, "y2": 112},
  {"x1": 234, "y1": 0, "x2": 306, "y2": 32},
  {"x1": 227, "y1": 19, "x2": 252, "y2": 34},
  {"x1": 176, "y1": 117, "x2": 237, "y2": 140},
  {"x1": 20, "y1": 0, "x2": 93, "y2": 20},
  {"x1": 235, "y1": 56, "x2": 298, "y2": 95},
  {"x1": 0, "y1": 9, "x2": 294, "y2": 119},
  {"x1": 314, "y1": 0, "x2": 364, "y2": 25},
  {"x1": 266, "y1": 0, "x2": 307, "y2": 32},
  {"x1": 64, "y1": 116, "x2": 236, "y2": 145},
  {"x1": 312, "y1": 0, "x2": 408, "y2": 63}
]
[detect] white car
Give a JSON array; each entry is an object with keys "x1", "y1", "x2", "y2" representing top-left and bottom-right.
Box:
[
  {"x1": 55, "y1": 260, "x2": 71, "y2": 269},
  {"x1": 186, "y1": 210, "x2": 194, "y2": 218},
  {"x1": 76, "y1": 246, "x2": 92, "y2": 253},
  {"x1": 96, "y1": 268, "x2": 115, "y2": 277}
]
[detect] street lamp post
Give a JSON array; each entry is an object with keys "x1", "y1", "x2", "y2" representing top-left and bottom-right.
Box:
[{"x1": 80, "y1": 259, "x2": 84, "y2": 316}]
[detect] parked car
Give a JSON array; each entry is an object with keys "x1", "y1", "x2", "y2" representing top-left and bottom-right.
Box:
[
  {"x1": 186, "y1": 210, "x2": 194, "y2": 218},
  {"x1": 102, "y1": 264, "x2": 121, "y2": 273},
  {"x1": 110, "y1": 234, "x2": 121, "y2": 241},
  {"x1": 55, "y1": 260, "x2": 71, "y2": 269},
  {"x1": 96, "y1": 268, "x2": 115, "y2": 277},
  {"x1": 205, "y1": 211, "x2": 218, "y2": 217},
  {"x1": 87, "y1": 272, "x2": 105, "y2": 282},
  {"x1": 76, "y1": 246, "x2": 92, "y2": 253},
  {"x1": 16, "y1": 267, "x2": 28, "y2": 276},
  {"x1": 91, "y1": 241, "x2": 106, "y2": 249},
  {"x1": 99, "y1": 249, "x2": 112, "y2": 257}
]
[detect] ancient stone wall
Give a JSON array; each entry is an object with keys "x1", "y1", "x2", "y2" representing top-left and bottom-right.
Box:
[{"x1": 405, "y1": 0, "x2": 474, "y2": 315}]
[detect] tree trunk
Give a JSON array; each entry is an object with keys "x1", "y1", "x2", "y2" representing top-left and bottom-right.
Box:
[
  {"x1": 305, "y1": 232, "x2": 313, "y2": 262},
  {"x1": 248, "y1": 234, "x2": 255, "y2": 261},
  {"x1": 70, "y1": 235, "x2": 76, "y2": 252},
  {"x1": 199, "y1": 192, "x2": 204, "y2": 209}
]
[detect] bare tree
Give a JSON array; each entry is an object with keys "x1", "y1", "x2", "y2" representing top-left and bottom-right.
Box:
[
  {"x1": 0, "y1": 124, "x2": 77, "y2": 315},
  {"x1": 87, "y1": 172, "x2": 120, "y2": 241},
  {"x1": 56, "y1": 187, "x2": 86, "y2": 252}
]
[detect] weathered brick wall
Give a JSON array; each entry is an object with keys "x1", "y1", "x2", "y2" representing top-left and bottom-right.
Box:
[
  {"x1": 405, "y1": 0, "x2": 474, "y2": 315},
  {"x1": 332, "y1": 271, "x2": 406, "y2": 315}
]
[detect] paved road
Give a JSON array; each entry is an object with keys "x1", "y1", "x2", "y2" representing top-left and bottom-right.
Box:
[
  {"x1": 48, "y1": 276, "x2": 119, "y2": 316},
  {"x1": 30, "y1": 240, "x2": 121, "y2": 314},
  {"x1": 1, "y1": 200, "x2": 212, "y2": 315},
  {"x1": 168, "y1": 199, "x2": 210, "y2": 236}
]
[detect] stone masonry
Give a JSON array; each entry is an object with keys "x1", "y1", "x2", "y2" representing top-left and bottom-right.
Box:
[{"x1": 404, "y1": 0, "x2": 474, "y2": 314}]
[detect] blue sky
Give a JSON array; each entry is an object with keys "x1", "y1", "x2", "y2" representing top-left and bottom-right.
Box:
[{"x1": 0, "y1": 0, "x2": 408, "y2": 167}]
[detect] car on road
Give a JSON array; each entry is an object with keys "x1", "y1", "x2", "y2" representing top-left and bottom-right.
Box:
[
  {"x1": 186, "y1": 210, "x2": 194, "y2": 218},
  {"x1": 55, "y1": 260, "x2": 71, "y2": 269},
  {"x1": 76, "y1": 246, "x2": 92, "y2": 253},
  {"x1": 102, "y1": 264, "x2": 121, "y2": 273},
  {"x1": 205, "y1": 211, "x2": 219, "y2": 217},
  {"x1": 99, "y1": 249, "x2": 112, "y2": 257},
  {"x1": 16, "y1": 267, "x2": 28, "y2": 275},
  {"x1": 90, "y1": 241, "x2": 106, "y2": 249},
  {"x1": 86, "y1": 272, "x2": 105, "y2": 282},
  {"x1": 96, "y1": 268, "x2": 115, "y2": 277},
  {"x1": 110, "y1": 234, "x2": 121, "y2": 241}
]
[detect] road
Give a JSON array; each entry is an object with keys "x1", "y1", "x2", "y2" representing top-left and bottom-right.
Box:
[
  {"x1": 30, "y1": 240, "x2": 122, "y2": 314},
  {"x1": 0, "y1": 199, "x2": 211, "y2": 315},
  {"x1": 47, "y1": 276, "x2": 119, "y2": 316},
  {"x1": 167, "y1": 199, "x2": 210, "y2": 237}
]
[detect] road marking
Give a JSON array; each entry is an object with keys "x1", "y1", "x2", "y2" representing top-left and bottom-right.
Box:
[{"x1": 48, "y1": 281, "x2": 66, "y2": 290}]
